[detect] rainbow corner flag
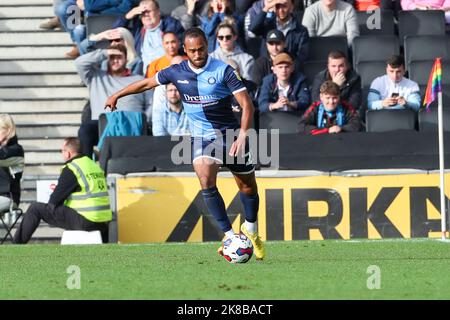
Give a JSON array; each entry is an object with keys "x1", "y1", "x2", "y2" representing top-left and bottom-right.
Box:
[{"x1": 423, "y1": 57, "x2": 442, "y2": 111}]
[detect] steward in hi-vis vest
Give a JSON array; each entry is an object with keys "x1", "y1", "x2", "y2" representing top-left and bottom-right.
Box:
[
  {"x1": 64, "y1": 156, "x2": 112, "y2": 222},
  {"x1": 13, "y1": 137, "x2": 111, "y2": 244}
]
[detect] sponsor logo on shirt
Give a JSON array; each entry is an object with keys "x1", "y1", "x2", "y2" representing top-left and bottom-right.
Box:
[{"x1": 177, "y1": 80, "x2": 189, "y2": 84}]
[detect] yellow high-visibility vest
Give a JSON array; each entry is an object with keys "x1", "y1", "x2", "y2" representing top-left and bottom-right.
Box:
[{"x1": 64, "y1": 156, "x2": 112, "y2": 222}]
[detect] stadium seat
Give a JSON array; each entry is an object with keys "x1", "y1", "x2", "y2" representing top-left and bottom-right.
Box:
[
  {"x1": 246, "y1": 37, "x2": 263, "y2": 60},
  {"x1": 404, "y1": 35, "x2": 450, "y2": 68},
  {"x1": 158, "y1": 0, "x2": 184, "y2": 15},
  {"x1": 356, "y1": 61, "x2": 386, "y2": 87},
  {"x1": 398, "y1": 10, "x2": 446, "y2": 44},
  {"x1": 365, "y1": 109, "x2": 417, "y2": 132},
  {"x1": 259, "y1": 112, "x2": 301, "y2": 134},
  {"x1": 302, "y1": 60, "x2": 327, "y2": 88},
  {"x1": 409, "y1": 61, "x2": 450, "y2": 87},
  {"x1": 306, "y1": 36, "x2": 348, "y2": 63},
  {"x1": 0, "y1": 169, "x2": 23, "y2": 244},
  {"x1": 352, "y1": 35, "x2": 399, "y2": 71},
  {"x1": 356, "y1": 9, "x2": 395, "y2": 35},
  {"x1": 85, "y1": 15, "x2": 121, "y2": 48},
  {"x1": 418, "y1": 107, "x2": 450, "y2": 132}
]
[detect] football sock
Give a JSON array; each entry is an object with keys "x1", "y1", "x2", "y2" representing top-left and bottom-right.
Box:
[
  {"x1": 240, "y1": 191, "x2": 259, "y2": 225},
  {"x1": 244, "y1": 221, "x2": 257, "y2": 234},
  {"x1": 202, "y1": 186, "x2": 232, "y2": 233}
]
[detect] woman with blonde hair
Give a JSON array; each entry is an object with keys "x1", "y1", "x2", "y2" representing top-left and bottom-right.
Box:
[{"x1": 0, "y1": 114, "x2": 24, "y2": 212}]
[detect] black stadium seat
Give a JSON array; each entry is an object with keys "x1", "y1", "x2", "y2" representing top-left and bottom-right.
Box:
[
  {"x1": 306, "y1": 36, "x2": 348, "y2": 63},
  {"x1": 302, "y1": 60, "x2": 327, "y2": 88},
  {"x1": 356, "y1": 61, "x2": 386, "y2": 87},
  {"x1": 409, "y1": 61, "x2": 450, "y2": 86},
  {"x1": 419, "y1": 107, "x2": 450, "y2": 132},
  {"x1": 352, "y1": 35, "x2": 399, "y2": 71},
  {"x1": 365, "y1": 109, "x2": 417, "y2": 132},
  {"x1": 398, "y1": 10, "x2": 446, "y2": 43},
  {"x1": 259, "y1": 112, "x2": 301, "y2": 134},
  {"x1": 404, "y1": 35, "x2": 450, "y2": 66},
  {"x1": 356, "y1": 9, "x2": 395, "y2": 35}
]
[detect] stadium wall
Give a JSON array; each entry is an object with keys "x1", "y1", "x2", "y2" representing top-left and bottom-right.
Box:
[{"x1": 110, "y1": 170, "x2": 450, "y2": 243}]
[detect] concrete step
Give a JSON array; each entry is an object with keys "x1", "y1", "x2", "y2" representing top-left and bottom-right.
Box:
[
  {"x1": 26, "y1": 151, "x2": 63, "y2": 165},
  {"x1": 0, "y1": 73, "x2": 81, "y2": 87},
  {"x1": 0, "y1": 46, "x2": 74, "y2": 59},
  {"x1": 0, "y1": 0, "x2": 52, "y2": 5},
  {"x1": 21, "y1": 190, "x2": 37, "y2": 202},
  {"x1": 0, "y1": 6, "x2": 54, "y2": 18},
  {"x1": 11, "y1": 113, "x2": 81, "y2": 124},
  {"x1": 24, "y1": 164, "x2": 62, "y2": 176},
  {"x1": 0, "y1": 99, "x2": 87, "y2": 113},
  {"x1": 1, "y1": 0, "x2": 53, "y2": 5},
  {"x1": 0, "y1": 18, "x2": 60, "y2": 32},
  {"x1": 0, "y1": 86, "x2": 88, "y2": 99},
  {"x1": 0, "y1": 59, "x2": 77, "y2": 73},
  {"x1": 1, "y1": 32, "x2": 72, "y2": 46},
  {"x1": 21, "y1": 138, "x2": 64, "y2": 151},
  {"x1": 16, "y1": 124, "x2": 79, "y2": 138}
]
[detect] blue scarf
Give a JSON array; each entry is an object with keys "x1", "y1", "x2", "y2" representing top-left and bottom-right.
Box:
[{"x1": 317, "y1": 104, "x2": 344, "y2": 128}]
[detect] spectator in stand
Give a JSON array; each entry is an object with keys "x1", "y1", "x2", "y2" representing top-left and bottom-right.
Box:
[
  {"x1": 211, "y1": 22, "x2": 255, "y2": 82},
  {"x1": 172, "y1": 0, "x2": 207, "y2": 30},
  {"x1": 368, "y1": 55, "x2": 421, "y2": 111},
  {"x1": 75, "y1": 44, "x2": 151, "y2": 157},
  {"x1": 302, "y1": 0, "x2": 359, "y2": 46},
  {"x1": 83, "y1": 0, "x2": 140, "y2": 15},
  {"x1": 311, "y1": 50, "x2": 362, "y2": 111},
  {"x1": 55, "y1": 0, "x2": 86, "y2": 58},
  {"x1": 152, "y1": 83, "x2": 190, "y2": 136},
  {"x1": 80, "y1": 28, "x2": 143, "y2": 75},
  {"x1": 0, "y1": 114, "x2": 24, "y2": 214},
  {"x1": 299, "y1": 80, "x2": 361, "y2": 134},
  {"x1": 248, "y1": 0, "x2": 309, "y2": 62},
  {"x1": 39, "y1": 0, "x2": 62, "y2": 30},
  {"x1": 258, "y1": 52, "x2": 310, "y2": 114},
  {"x1": 252, "y1": 29, "x2": 287, "y2": 86},
  {"x1": 200, "y1": 0, "x2": 245, "y2": 52},
  {"x1": 401, "y1": 0, "x2": 450, "y2": 23},
  {"x1": 347, "y1": 0, "x2": 393, "y2": 10},
  {"x1": 145, "y1": 32, "x2": 186, "y2": 78},
  {"x1": 113, "y1": 0, "x2": 184, "y2": 75},
  {"x1": 151, "y1": 55, "x2": 186, "y2": 124}
]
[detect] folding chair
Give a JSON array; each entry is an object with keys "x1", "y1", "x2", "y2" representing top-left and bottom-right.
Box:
[{"x1": 0, "y1": 168, "x2": 23, "y2": 244}]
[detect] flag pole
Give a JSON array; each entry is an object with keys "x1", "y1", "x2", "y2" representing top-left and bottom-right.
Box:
[{"x1": 438, "y1": 89, "x2": 446, "y2": 240}]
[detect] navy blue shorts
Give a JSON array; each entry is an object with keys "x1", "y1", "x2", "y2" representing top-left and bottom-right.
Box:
[{"x1": 191, "y1": 137, "x2": 255, "y2": 175}]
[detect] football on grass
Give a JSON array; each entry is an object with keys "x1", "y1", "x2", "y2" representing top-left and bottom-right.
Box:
[{"x1": 222, "y1": 234, "x2": 253, "y2": 263}]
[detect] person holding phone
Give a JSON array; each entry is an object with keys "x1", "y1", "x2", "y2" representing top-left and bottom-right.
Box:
[{"x1": 367, "y1": 55, "x2": 421, "y2": 111}]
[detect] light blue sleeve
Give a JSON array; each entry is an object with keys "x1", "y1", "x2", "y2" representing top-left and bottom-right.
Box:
[
  {"x1": 152, "y1": 107, "x2": 168, "y2": 136},
  {"x1": 405, "y1": 91, "x2": 422, "y2": 111},
  {"x1": 367, "y1": 90, "x2": 384, "y2": 110}
]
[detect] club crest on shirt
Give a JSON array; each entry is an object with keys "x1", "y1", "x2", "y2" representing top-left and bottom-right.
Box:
[{"x1": 208, "y1": 77, "x2": 216, "y2": 85}]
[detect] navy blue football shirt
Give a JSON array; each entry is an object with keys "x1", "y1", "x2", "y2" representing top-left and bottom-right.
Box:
[{"x1": 156, "y1": 57, "x2": 247, "y2": 139}]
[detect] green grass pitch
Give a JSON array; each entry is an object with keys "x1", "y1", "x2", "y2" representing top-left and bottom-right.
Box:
[{"x1": 1, "y1": 239, "x2": 450, "y2": 300}]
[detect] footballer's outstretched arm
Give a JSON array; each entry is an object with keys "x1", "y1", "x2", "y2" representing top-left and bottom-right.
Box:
[{"x1": 105, "y1": 76, "x2": 159, "y2": 111}]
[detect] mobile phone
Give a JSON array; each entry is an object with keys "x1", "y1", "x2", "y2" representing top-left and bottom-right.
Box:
[{"x1": 391, "y1": 93, "x2": 399, "y2": 98}]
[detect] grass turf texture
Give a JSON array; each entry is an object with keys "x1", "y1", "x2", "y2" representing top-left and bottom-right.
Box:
[{"x1": 1, "y1": 239, "x2": 450, "y2": 299}]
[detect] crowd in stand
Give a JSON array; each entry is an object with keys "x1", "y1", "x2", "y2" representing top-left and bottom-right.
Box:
[{"x1": 34, "y1": 0, "x2": 450, "y2": 157}]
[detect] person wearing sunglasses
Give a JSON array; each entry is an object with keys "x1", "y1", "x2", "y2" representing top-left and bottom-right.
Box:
[{"x1": 211, "y1": 22, "x2": 255, "y2": 83}]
